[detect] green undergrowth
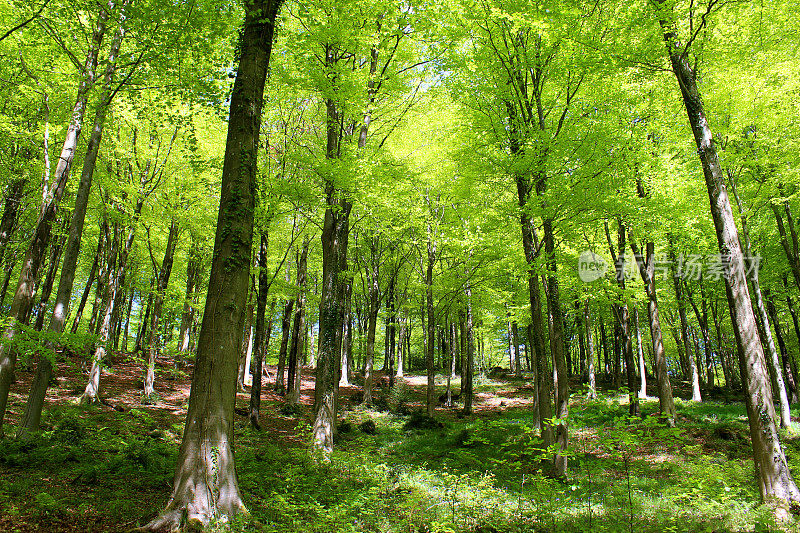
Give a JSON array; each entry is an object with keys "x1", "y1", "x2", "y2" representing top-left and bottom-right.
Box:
[{"x1": 1, "y1": 388, "x2": 798, "y2": 532}]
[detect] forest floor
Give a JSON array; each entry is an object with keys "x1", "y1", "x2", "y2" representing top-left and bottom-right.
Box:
[{"x1": 2, "y1": 350, "x2": 800, "y2": 532}]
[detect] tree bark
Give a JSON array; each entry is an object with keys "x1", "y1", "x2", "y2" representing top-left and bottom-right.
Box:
[
  {"x1": 313, "y1": 42, "x2": 352, "y2": 455},
  {"x1": 143, "y1": 0, "x2": 283, "y2": 527},
  {"x1": 630, "y1": 239, "x2": 676, "y2": 423},
  {"x1": 178, "y1": 236, "x2": 200, "y2": 354},
  {"x1": 463, "y1": 288, "x2": 475, "y2": 414},
  {"x1": 0, "y1": 0, "x2": 113, "y2": 433},
  {"x1": 543, "y1": 217, "x2": 569, "y2": 477},
  {"x1": 287, "y1": 238, "x2": 308, "y2": 405},
  {"x1": 249, "y1": 232, "x2": 269, "y2": 429},
  {"x1": 425, "y1": 227, "x2": 436, "y2": 417},
  {"x1": 668, "y1": 238, "x2": 701, "y2": 401},
  {"x1": 144, "y1": 217, "x2": 178, "y2": 400},
  {"x1": 585, "y1": 300, "x2": 597, "y2": 399},
  {"x1": 654, "y1": 0, "x2": 800, "y2": 504}
]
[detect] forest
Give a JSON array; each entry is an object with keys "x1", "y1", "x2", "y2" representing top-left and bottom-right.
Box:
[{"x1": 1, "y1": 0, "x2": 800, "y2": 531}]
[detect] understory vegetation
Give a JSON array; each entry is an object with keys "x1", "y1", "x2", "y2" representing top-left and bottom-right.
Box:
[{"x1": 0, "y1": 359, "x2": 794, "y2": 532}]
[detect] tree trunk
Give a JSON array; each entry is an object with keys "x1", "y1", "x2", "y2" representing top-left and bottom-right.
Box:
[
  {"x1": 585, "y1": 300, "x2": 597, "y2": 399},
  {"x1": 143, "y1": 0, "x2": 283, "y2": 528},
  {"x1": 363, "y1": 264, "x2": 380, "y2": 405},
  {"x1": 0, "y1": 0, "x2": 113, "y2": 432},
  {"x1": 463, "y1": 287, "x2": 475, "y2": 414},
  {"x1": 668, "y1": 238, "x2": 701, "y2": 401},
  {"x1": 543, "y1": 217, "x2": 569, "y2": 477},
  {"x1": 248, "y1": 233, "x2": 269, "y2": 429},
  {"x1": 654, "y1": 0, "x2": 800, "y2": 504},
  {"x1": 144, "y1": 217, "x2": 178, "y2": 400},
  {"x1": 81, "y1": 221, "x2": 120, "y2": 404},
  {"x1": 631, "y1": 240, "x2": 676, "y2": 423},
  {"x1": 313, "y1": 43, "x2": 352, "y2": 455},
  {"x1": 339, "y1": 280, "x2": 353, "y2": 385},
  {"x1": 287, "y1": 238, "x2": 308, "y2": 405},
  {"x1": 178, "y1": 236, "x2": 200, "y2": 354},
  {"x1": 70, "y1": 234, "x2": 102, "y2": 334},
  {"x1": 766, "y1": 293, "x2": 798, "y2": 405},
  {"x1": 276, "y1": 298, "x2": 294, "y2": 394},
  {"x1": 634, "y1": 306, "x2": 647, "y2": 399},
  {"x1": 609, "y1": 220, "x2": 638, "y2": 415},
  {"x1": 0, "y1": 179, "x2": 25, "y2": 265},
  {"x1": 425, "y1": 229, "x2": 436, "y2": 417}
]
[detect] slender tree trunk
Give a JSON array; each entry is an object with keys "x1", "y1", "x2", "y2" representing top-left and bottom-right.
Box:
[
  {"x1": 425, "y1": 230, "x2": 436, "y2": 417},
  {"x1": 249, "y1": 252, "x2": 271, "y2": 431},
  {"x1": 276, "y1": 298, "x2": 294, "y2": 394},
  {"x1": 81, "y1": 222, "x2": 120, "y2": 404},
  {"x1": 143, "y1": 0, "x2": 283, "y2": 528},
  {"x1": 0, "y1": 0, "x2": 113, "y2": 432},
  {"x1": 463, "y1": 287, "x2": 475, "y2": 414},
  {"x1": 33, "y1": 220, "x2": 67, "y2": 331},
  {"x1": 766, "y1": 293, "x2": 798, "y2": 405},
  {"x1": 249, "y1": 232, "x2": 269, "y2": 428},
  {"x1": 0, "y1": 179, "x2": 25, "y2": 264},
  {"x1": 543, "y1": 217, "x2": 569, "y2": 477},
  {"x1": 339, "y1": 280, "x2": 352, "y2": 385},
  {"x1": 634, "y1": 306, "x2": 647, "y2": 399},
  {"x1": 585, "y1": 300, "x2": 597, "y2": 399},
  {"x1": 287, "y1": 239, "x2": 308, "y2": 405},
  {"x1": 654, "y1": 1, "x2": 800, "y2": 504},
  {"x1": 363, "y1": 264, "x2": 380, "y2": 405},
  {"x1": 70, "y1": 233, "x2": 102, "y2": 334},
  {"x1": 178, "y1": 236, "x2": 200, "y2": 354},
  {"x1": 668, "y1": 238, "x2": 701, "y2": 401},
  {"x1": 135, "y1": 282, "x2": 153, "y2": 352},
  {"x1": 729, "y1": 172, "x2": 792, "y2": 422},
  {"x1": 631, "y1": 240, "x2": 676, "y2": 423},
  {"x1": 144, "y1": 218, "x2": 178, "y2": 400}
]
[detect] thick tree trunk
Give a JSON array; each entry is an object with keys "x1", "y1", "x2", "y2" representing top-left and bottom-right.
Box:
[
  {"x1": 143, "y1": 0, "x2": 283, "y2": 528},
  {"x1": 313, "y1": 45, "x2": 352, "y2": 455},
  {"x1": 144, "y1": 218, "x2": 178, "y2": 400},
  {"x1": 655, "y1": 1, "x2": 800, "y2": 505}
]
